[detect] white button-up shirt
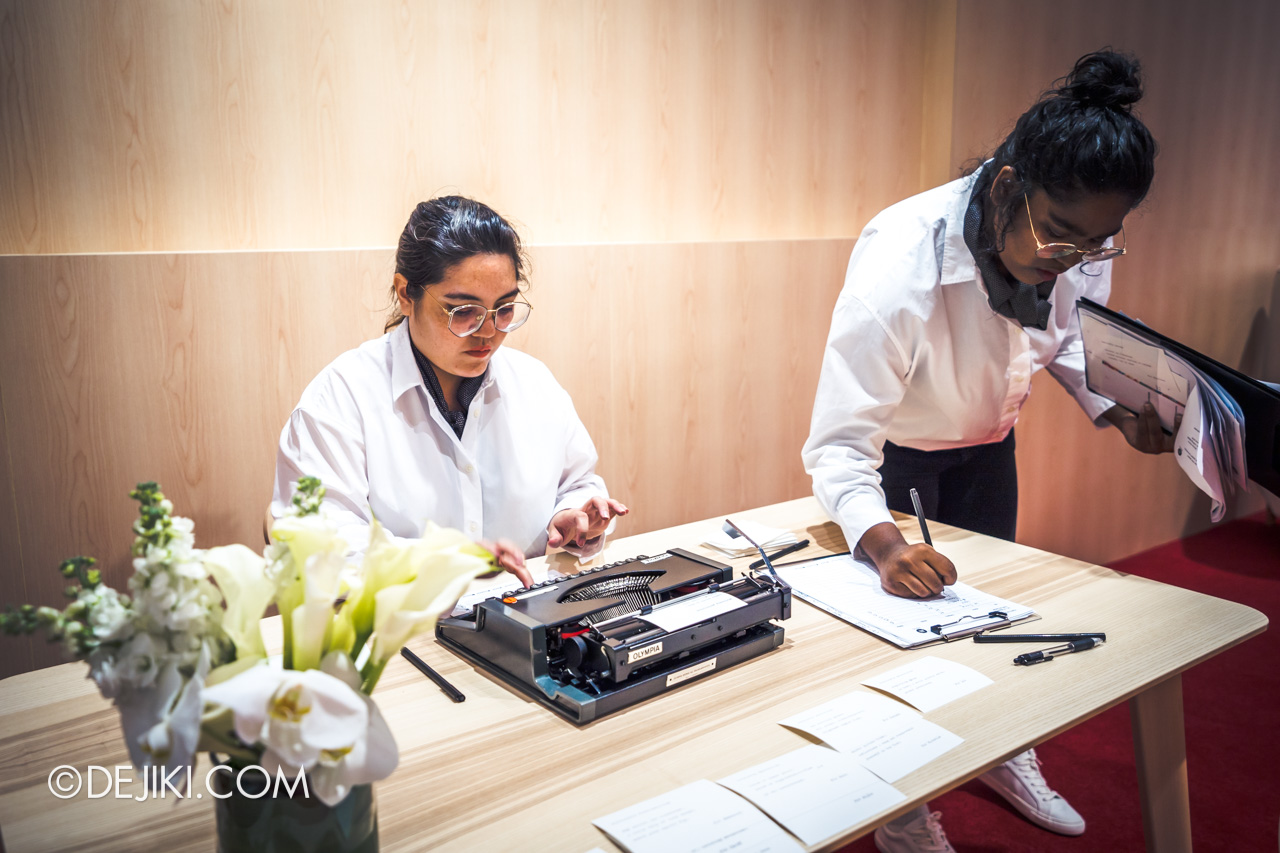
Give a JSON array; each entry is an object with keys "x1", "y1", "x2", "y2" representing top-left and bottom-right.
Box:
[
  {"x1": 273, "y1": 321, "x2": 611, "y2": 558},
  {"x1": 803, "y1": 172, "x2": 1116, "y2": 550}
]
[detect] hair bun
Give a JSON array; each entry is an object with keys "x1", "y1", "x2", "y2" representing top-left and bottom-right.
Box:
[{"x1": 1054, "y1": 49, "x2": 1143, "y2": 110}]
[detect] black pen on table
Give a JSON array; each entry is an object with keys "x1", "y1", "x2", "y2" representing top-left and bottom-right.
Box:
[
  {"x1": 400, "y1": 647, "x2": 466, "y2": 702},
  {"x1": 974, "y1": 632, "x2": 1107, "y2": 644},
  {"x1": 909, "y1": 487, "x2": 932, "y2": 546},
  {"x1": 1013, "y1": 636, "x2": 1105, "y2": 666},
  {"x1": 748, "y1": 539, "x2": 811, "y2": 570}
]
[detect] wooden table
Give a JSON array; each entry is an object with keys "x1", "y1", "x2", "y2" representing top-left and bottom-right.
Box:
[{"x1": 0, "y1": 498, "x2": 1266, "y2": 852}]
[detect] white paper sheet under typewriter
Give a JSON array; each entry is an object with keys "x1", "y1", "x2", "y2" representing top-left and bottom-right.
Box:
[{"x1": 435, "y1": 548, "x2": 792, "y2": 723}]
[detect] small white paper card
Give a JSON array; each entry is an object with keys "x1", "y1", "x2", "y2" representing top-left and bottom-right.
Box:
[
  {"x1": 639, "y1": 591, "x2": 748, "y2": 632},
  {"x1": 861, "y1": 655, "x2": 993, "y2": 713},
  {"x1": 592, "y1": 779, "x2": 803, "y2": 853},
  {"x1": 717, "y1": 745, "x2": 906, "y2": 845},
  {"x1": 780, "y1": 691, "x2": 963, "y2": 783}
]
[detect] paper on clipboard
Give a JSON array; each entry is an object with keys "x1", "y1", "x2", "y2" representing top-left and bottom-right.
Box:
[{"x1": 774, "y1": 554, "x2": 1036, "y2": 648}]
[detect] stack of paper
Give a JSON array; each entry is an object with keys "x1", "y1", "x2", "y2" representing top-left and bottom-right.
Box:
[{"x1": 703, "y1": 520, "x2": 798, "y2": 558}]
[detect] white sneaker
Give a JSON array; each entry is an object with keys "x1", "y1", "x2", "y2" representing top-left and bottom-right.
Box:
[
  {"x1": 874, "y1": 810, "x2": 956, "y2": 853},
  {"x1": 978, "y1": 748, "x2": 1085, "y2": 835}
]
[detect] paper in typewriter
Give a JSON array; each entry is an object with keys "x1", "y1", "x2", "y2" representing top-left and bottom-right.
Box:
[{"x1": 775, "y1": 553, "x2": 1034, "y2": 648}]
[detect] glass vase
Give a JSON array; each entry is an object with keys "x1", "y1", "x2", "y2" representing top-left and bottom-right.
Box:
[{"x1": 211, "y1": 765, "x2": 379, "y2": 853}]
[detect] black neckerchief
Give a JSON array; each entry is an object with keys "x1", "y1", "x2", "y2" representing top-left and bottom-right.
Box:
[
  {"x1": 410, "y1": 337, "x2": 485, "y2": 439},
  {"x1": 964, "y1": 168, "x2": 1053, "y2": 331}
]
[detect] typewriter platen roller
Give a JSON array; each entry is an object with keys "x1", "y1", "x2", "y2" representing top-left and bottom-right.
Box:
[{"x1": 435, "y1": 548, "x2": 791, "y2": 724}]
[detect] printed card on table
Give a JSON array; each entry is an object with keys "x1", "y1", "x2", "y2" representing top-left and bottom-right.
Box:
[
  {"x1": 861, "y1": 655, "x2": 993, "y2": 713},
  {"x1": 779, "y1": 690, "x2": 963, "y2": 783},
  {"x1": 592, "y1": 778, "x2": 803, "y2": 853},
  {"x1": 717, "y1": 745, "x2": 905, "y2": 846}
]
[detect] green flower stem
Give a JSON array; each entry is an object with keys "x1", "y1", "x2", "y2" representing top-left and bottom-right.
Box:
[
  {"x1": 281, "y1": 612, "x2": 294, "y2": 670},
  {"x1": 200, "y1": 730, "x2": 260, "y2": 763},
  {"x1": 349, "y1": 629, "x2": 370, "y2": 665},
  {"x1": 359, "y1": 657, "x2": 387, "y2": 695}
]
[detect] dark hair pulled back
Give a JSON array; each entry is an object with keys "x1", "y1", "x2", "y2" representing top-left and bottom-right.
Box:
[
  {"x1": 386, "y1": 196, "x2": 527, "y2": 332},
  {"x1": 982, "y1": 49, "x2": 1158, "y2": 245}
]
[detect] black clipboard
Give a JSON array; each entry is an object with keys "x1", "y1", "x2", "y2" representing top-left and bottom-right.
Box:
[{"x1": 1077, "y1": 298, "x2": 1280, "y2": 494}]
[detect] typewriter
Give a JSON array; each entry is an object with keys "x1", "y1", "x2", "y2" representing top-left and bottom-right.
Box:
[{"x1": 436, "y1": 548, "x2": 791, "y2": 724}]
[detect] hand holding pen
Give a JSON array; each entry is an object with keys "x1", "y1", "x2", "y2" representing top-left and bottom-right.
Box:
[{"x1": 858, "y1": 488, "x2": 957, "y2": 599}]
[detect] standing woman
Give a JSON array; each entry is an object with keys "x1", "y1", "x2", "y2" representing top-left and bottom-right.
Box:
[
  {"x1": 273, "y1": 196, "x2": 626, "y2": 585},
  {"x1": 803, "y1": 51, "x2": 1161, "y2": 851}
]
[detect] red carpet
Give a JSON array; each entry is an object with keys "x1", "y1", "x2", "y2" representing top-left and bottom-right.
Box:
[{"x1": 837, "y1": 513, "x2": 1280, "y2": 852}]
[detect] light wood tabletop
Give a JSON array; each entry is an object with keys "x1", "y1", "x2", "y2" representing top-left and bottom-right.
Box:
[{"x1": 0, "y1": 498, "x2": 1266, "y2": 852}]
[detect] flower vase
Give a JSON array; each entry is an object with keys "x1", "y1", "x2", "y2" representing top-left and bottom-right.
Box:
[{"x1": 211, "y1": 766, "x2": 379, "y2": 853}]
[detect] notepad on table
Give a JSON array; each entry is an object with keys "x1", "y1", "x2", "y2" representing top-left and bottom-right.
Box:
[{"x1": 774, "y1": 553, "x2": 1035, "y2": 648}]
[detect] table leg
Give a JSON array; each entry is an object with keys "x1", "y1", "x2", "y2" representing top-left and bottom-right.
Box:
[{"x1": 1129, "y1": 673, "x2": 1192, "y2": 853}]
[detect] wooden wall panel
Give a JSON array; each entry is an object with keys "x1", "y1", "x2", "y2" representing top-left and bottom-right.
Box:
[
  {"x1": 0, "y1": 238, "x2": 852, "y2": 675},
  {"x1": 951, "y1": 0, "x2": 1280, "y2": 564},
  {"x1": 0, "y1": 379, "x2": 34, "y2": 676},
  {"x1": 516, "y1": 239, "x2": 854, "y2": 533},
  {"x1": 0, "y1": 0, "x2": 932, "y2": 253},
  {"x1": 0, "y1": 251, "x2": 390, "y2": 677}
]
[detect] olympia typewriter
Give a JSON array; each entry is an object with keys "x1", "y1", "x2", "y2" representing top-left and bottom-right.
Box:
[{"x1": 436, "y1": 548, "x2": 791, "y2": 723}]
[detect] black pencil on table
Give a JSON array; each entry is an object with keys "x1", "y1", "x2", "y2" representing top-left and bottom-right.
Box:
[
  {"x1": 749, "y1": 539, "x2": 811, "y2": 570},
  {"x1": 401, "y1": 647, "x2": 466, "y2": 702}
]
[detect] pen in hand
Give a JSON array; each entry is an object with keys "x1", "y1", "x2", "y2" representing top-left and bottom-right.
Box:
[
  {"x1": 401, "y1": 647, "x2": 466, "y2": 702},
  {"x1": 909, "y1": 488, "x2": 932, "y2": 547}
]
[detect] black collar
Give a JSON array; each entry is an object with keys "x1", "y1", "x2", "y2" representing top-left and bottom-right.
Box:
[{"x1": 964, "y1": 168, "x2": 1054, "y2": 331}]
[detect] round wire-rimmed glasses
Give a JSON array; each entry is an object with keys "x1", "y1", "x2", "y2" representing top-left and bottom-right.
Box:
[
  {"x1": 424, "y1": 291, "x2": 533, "y2": 337},
  {"x1": 1025, "y1": 195, "x2": 1126, "y2": 262}
]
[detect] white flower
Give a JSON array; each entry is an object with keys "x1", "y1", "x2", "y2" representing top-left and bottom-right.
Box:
[
  {"x1": 82, "y1": 586, "x2": 132, "y2": 644},
  {"x1": 268, "y1": 513, "x2": 348, "y2": 668},
  {"x1": 203, "y1": 544, "x2": 274, "y2": 661},
  {"x1": 369, "y1": 546, "x2": 492, "y2": 667},
  {"x1": 116, "y1": 645, "x2": 210, "y2": 778},
  {"x1": 203, "y1": 664, "x2": 398, "y2": 806}
]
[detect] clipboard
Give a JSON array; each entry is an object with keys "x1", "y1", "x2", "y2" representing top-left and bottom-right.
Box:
[
  {"x1": 1077, "y1": 297, "x2": 1280, "y2": 493},
  {"x1": 773, "y1": 554, "x2": 1037, "y2": 649}
]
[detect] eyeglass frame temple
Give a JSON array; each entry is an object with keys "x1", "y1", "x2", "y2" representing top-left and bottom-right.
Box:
[{"x1": 1023, "y1": 194, "x2": 1126, "y2": 260}]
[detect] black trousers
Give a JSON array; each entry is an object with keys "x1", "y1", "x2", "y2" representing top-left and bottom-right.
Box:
[{"x1": 879, "y1": 430, "x2": 1018, "y2": 542}]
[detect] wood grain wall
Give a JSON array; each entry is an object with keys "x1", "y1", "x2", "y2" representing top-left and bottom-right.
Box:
[
  {"x1": 0, "y1": 0, "x2": 933, "y2": 252},
  {"x1": 1, "y1": 0, "x2": 1277, "y2": 677},
  {"x1": 949, "y1": 0, "x2": 1280, "y2": 563}
]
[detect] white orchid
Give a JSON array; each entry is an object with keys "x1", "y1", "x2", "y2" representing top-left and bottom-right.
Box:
[
  {"x1": 119, "y1": 648, "x2": 210, "y2": 775},
  {"x1": 202, "y1": 661, "x2": 398, "y2": 806}
]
